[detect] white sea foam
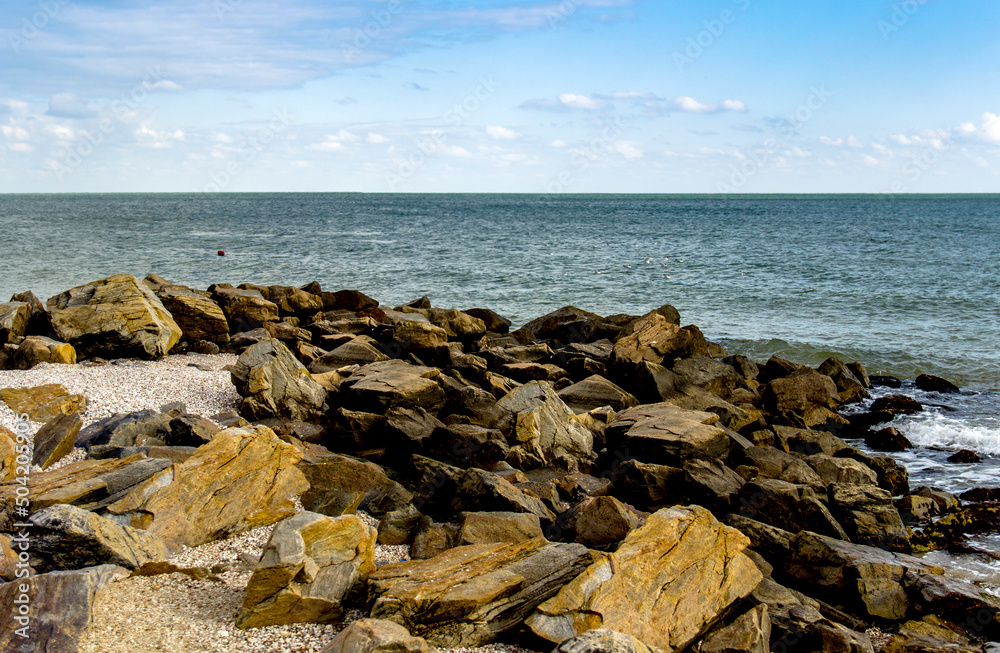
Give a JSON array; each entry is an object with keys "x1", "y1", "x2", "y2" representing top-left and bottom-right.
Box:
[{"x1": 899, "y1": 412, "x2": 1000, "y2": 456}]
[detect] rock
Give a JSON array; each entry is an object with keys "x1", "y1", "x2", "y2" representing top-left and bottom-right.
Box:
[
  {"x1": 911, "y1": 486, "x2": 960, "y2": 511},
  {"x1": 870, "y1": 394, "x2": 922, "y2": 415},
  {"x1": 457, "y1": 511, "x2": 544, "y2": 546},
  {"x1": 895, "y1": 495, "x2": 939, "y2": 523},
  {"x1": 947, "y1": 449, "x2": 981, "y2": 464},
  {"x1": 606, "y1": 403, "x2": 729, "y2": 465},
  {"x1": 12, "y1": 335, "x2": 77, "y2": 369},
  {"x1": 609, "y1": 459, "x2": 685, "y2": 511},
  {"x1": 46, "y1": 274, "x2": 182, "y2": 359},
  {"x1": 385, "y1": 407, "x2": 445, "y2": 451},
  {"x1": 425, "y1": 423, "x2": 509, "y2": 470},
  {"x1": 611, "y1": 313, "x2": 703, "y2": 367},
  {"x1": 75, "y1": 409, "x2": 163, "y2": 449},
  {"x1": 166, "y1": 413, "x2": 221, "y2": 447},
  {"x1": 0, "y1": 427, "x2": 17, "y2": 482},
  {"x1": 322, "y1": 289, "x2": 379, "y2": 312},
  {"x1": 321, "y1": 618, "x2": 437, "y2": 653},
  {"x1": 904, "y1": 572, "x2": 1000, "y2": 640},
  {"x1": 464, "y1": 308, "x2": 511, "y2": 334},
  {"x1": 211, "y1": 285, "x2": 280, "y2": 330},
  {"x1": 339, "y1": 360, "x2": 446, "y2": 414},
  {"x1": 681, "y1": 458, "x2": 745, "y2": 513},
  {"x1": 776, "y1": 425, "x2": 848, "y2": 457},
  {"x1": 527, "y1": 505, "x2": 761, "y2": 652},
  {"x1": 369, "y1": 538, "x2": 592, "y2": 647},
  {"x1": 870, "y1": 375, "x2": 902, "y2": 388},
  {"x1": 759, "y1": 355, "x2": 807, "y2": 382},
  {"x1": 828, "y1": 483, "x2": 909, "y2": 551},
  {"x1": 231, "y1": 338, "x2": 328, "y2": 421},
  {"x1": 387, "y1": 320, "x2": 450, "y2": 350},
  {"x1": 0, "y1": 301, "x2": 31, "y2": 343},
  {"x1": 0, "y1": 564, "x2": 129, "y2": 653},
  {"x1": 105, "y1": 425, "x2": 308, "y2": 548},
  {"x1": 31, "y1": 411, "x2": 82, "y2": 469},
  {"x1": 785, "y1": 530, "x2": 943, "y2": 620},
  {"x1": 264, "y1": 284, "x2": 323, "y2": 316},
  {"x1": 28, "y1": 503, "x2": 170, "y2": 571},
  {"x1": 915, "y1": 374, "x2": 960, "y2": 394},
  {"x1": 697, "y1": 604, "x2": 770, "y2": 653},
  {"x1": 551, "y1": 630, "x2": 662, "y2": 653},
  {"x1": 763, "y1": 369, "x2": 841, "y2": 426},
  {"x1": 496, "y1": 381, "x2": 594, "y2": 471},
  {"x1": 0, "y1": 383, "x2": 87, "y2": 423},
  {"x1": 156, "y1": 287, "x2": 230, "y2": 343},
  {"x1": 501, "y1": 362, "x2": 569, "y2": 384},
  {"x1": 556, "y1": 375, "x2": 639, "y2": 413},
  {"x1": 518, "y1": 306, "x2": 603, "y2": 344},
  {"x1": 299, "y1": 450, "x2": 413, "y2": 518},
  {"x1": 767, "y1": 604, "x2": 874, "y2": 653},
  {"x1": 311, "y1": 338, "x2": 389, "y2": 372},
  {"x1": 734, "y1": 479, "x2": 849, "y2": 540},
  {"x1": 378, "y1": 505, "x2": 423, "y2": 546},
  {"x1": 410, "y1": 519, "x2": 459, "y2": 560},
  {"x1": 818, "y1": 357, "x2": 870, "y2": 403},
  {"x1": 841, "y1": 450, "x2": 910, "y2": 497},
  {"x1": 237, "y1": 512, "x2": 376, "y2": 629},
  {"x1": 671, "y1": 355, "x2": 745, "y2": 401},
  {"x1": 730, "y1": 446, "x2": 824, "y2": 489},
  {"x1": 425, "y1": 308, "x2": 486, "y2": 338},
  {"x1": 559, "y1": 495, "x2": 644, "y2": 547},
  {"x1": 724, "y1": 515, "x2": 794, "y2": 565},
  {"x1": 451, "y1": 468, "x2": 556, "y2": 524},
  {"x1": 865, "y1": 427, "x2": 913, "y2": 452},
  {"x1": 807, "y1": 455, "x2": 878, "y2": 486},
  {"x1": 882, "y1": 617, "x2": 983, "y2": 653},
  {"x1": 263, "y1": 320, "x2": 313, "y2": 344},
  {"x1": 959, "y1": 487, "x2": 1000, "y2": 503}
]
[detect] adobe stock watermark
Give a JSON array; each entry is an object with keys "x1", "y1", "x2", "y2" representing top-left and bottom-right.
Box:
[
  {"x1": 879, "y1": 0, "x2": 929, "y2": 41},
  {"x1": 202, "y1": 108, "x2": 293, "y2": 192},
  {"x1": 10, "y1": 412, "x2": 34, "y2": 639},
  {"x1": 716, "y1": 85, "x2": 833, "y2": 193},
  {"x1": 384, "y1": 75, "x2": 500, "y2": 191},
  {"x1": 674, "y1": 0, "x2": 751, "y2": 73},
  {"x1": 340, "y1": 0, "x2": 404, "y2": 63},
  {"x1": 888, "y1": 133, "x2": 954, "y2": 193},
  {"x1": 214, "y1": 0, "x2": 243, "y2": 20},
  {"x1": 7, "y1": 0, "x2": 69, "y2": 53},
  {"x1": 543, "y1": 114, "x2": 627, "y2": 194},
  {"x1": 52, "y1": 66, "x2": 170, "y2": 182}
]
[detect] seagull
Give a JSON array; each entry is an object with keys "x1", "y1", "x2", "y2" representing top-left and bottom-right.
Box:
[{"x1": 623, "y1": 264, "x2": 632, "y2": 270}]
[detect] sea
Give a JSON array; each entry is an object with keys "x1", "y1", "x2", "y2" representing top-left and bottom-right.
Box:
[{"x1": 2, "y1": 193, "x2": 999, "y2": 590}]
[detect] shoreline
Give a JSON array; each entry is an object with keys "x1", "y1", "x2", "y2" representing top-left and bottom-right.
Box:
[{"x1": 3, "y1": 273, "x2": 1000, "y2": 652}]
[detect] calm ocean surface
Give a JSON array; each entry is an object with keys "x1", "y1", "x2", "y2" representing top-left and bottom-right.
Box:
[{"x1": 2, "y1": 192, "x2": 1000, "y2": 586}]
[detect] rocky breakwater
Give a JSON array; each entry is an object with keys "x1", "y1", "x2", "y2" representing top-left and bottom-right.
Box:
[{"x1": 1, "y1": 274, "x2": 997, "y2": 653}]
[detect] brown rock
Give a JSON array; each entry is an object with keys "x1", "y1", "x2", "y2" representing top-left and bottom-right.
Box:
[
  {"x1": 339, "y1": 360, "x2": 446, "y2": 414},
  {"x1": 611, "y1": 313, "x2": 700, "y2": 366},
  {"x1": 211, "y1": 285, "x2": 280, "y2": 330},
  {"x1": 527, "y1": 505, "x2": 762, "y2": 652},
  {"x1": 870, "y1": 394, "x2": 922, "y2": 415},
  {"x1": 551, "y1": 630, "x2": 662, "y2": 653},
  {"x1": 0, "y1": 426, "x2": 17, "y2": 481},
  {"x1": 12, "y1": 336, "x2": 77, "y2": 369},
  {"x1": 496, "y1": 381, "x2": 594, "y2": 470},
  {"x1": 697, "y1": 604, "x2": 770, "y2": 653},
  {"x1": 557, "y1": 374, "x2": 639, "y2": 413},
  {"x1": 237, "y1": 512, "x2": 376, "y2": 629},
  {"x1": 369, "y1": 538, "x2": 592, "y2": 647},
  {"x1": 828, "y1": 483, "x2": 910, "y2": 552},
  {"x1": 883, "y1": 617, "x2": 982, "y2": 653},
  {"x1": 818, "y1": 357, "x2": 870, "y2": 403},
  {"x1": 456, "y1": 511, "x2": 544, "y2": 546},
  {"x1": 105, "y1": 425, "x2": 308, "y2": 548},
  {"x1": 451, "y1": 468, "x2": 556, "y2": 524},
  {"x1": 734, "y1": 479, "x2": 849, "y2": 540},
  {"x1": 517, "y1": 306, "x2": 603, "y2": 343},
  {"x1": 31, "y1": 411, "x2": 82, "y2": 469},
  {"x1": 156, "y1": 287, "x2": 230, "y2": 343},
  {"x1": 310, "y1": 337, "x2": 389, "y2": 372},
  {"x1": 561, "y1": 495, "x2": 644, "y2": 547},
  {"x1": 299, "y1": 450, "x2": 413, "y2": 518},
  {"x1": 231, "y1": 338, "x2": 328, "y2": 421},
  {"x1": 321, "y1": 618, "x2": 437, "y2": 653},
  {"x1": 0, "y1": 383, "x2": 87, "y2": 422},
  {"x1": 915, "y1": 374, "x2": 960, "y2": 394},
  {"x1": 763, "y1": 369, "x2": 841, "y2": 423},
  {"x1": 606, "y1": 403, "x2": 729, "y2": 465},
  {"x1": 47, "y1": 274, "x2": 182, "y2": 359},
  {"x1": 0, "y1": 301, "x2": 31, "y2": 343}
]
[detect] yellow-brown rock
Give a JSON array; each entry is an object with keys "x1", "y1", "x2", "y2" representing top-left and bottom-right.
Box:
[
  {"x1": 156, "y1": 287, "x2": 230, "y2": 343},
  {"x1": 237, "y1": 512, "x2": 376, "y2": 629},
  {"x1": 46, "y1": 273, "x2": 182, "y2": 359},
  {"x1": 0, "y1": 383, "x2": 87, "y2": 422},
  {"x1": 526, "y1": 505, "x2": 762, "y2": 652},
  {"x1": 368, "y1": 538, "x2": 592, "y2": 647},
  {"x1": 0, "y1": 426, "x2": 16, "y2": 482},
  {"x1": 105, "y1": 425, "x2": 308, "y2": 548},
  {"x1": 12, "y1": 336, "x2": 77, "y2": 369}
]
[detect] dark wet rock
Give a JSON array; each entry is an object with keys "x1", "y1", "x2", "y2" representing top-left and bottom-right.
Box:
[
  {"x1": 606, "y1": 403, "x2": 729, "y2": 465},
  {"x1": 609, "y1": 459, "x2": 685, "y2": 511},
  {"x1": 915, "y1": 374, "x2": 960, "y2": 394},
  {"x1": 501, "y1": 362, "x2": 569, "y2": 384},
  {"x1": 767, "y1": 604, "x2": 874, "y2": 653},
  {"x1": 671, "y1": 354, "x2": 746, "y2": 401},
  {"x1": 734, "y1": 479, "x2": 849, "y2": 540},
  {"x1": 838, "y1": 449, "x2": 910, "y2": 496},
  {"x1": 339, "y1": 360, "x2": 446, "y2": 414},
  {"x1": 32, "y1": 411, "x2": 82, "y2": 470},
  {"x1": 516, "y1": 306, "x2": 603, "y2": 345},
  {"x1": 377, "y1": 504, "x2": 423, "y2": 546},
  {"x1": 818, "y1": 357, "x2": 869, "y2": 403},
  {"x1": 730, "y1": 446, "x2": 825, "y2": 489},
  {"x1": 558, "y1": 495, "x2": 645, "y2": 547},
  {"x1": 895, "y1": 495, "x2": 939, "y2": 523},
  {"x1": 450, "y1": 468, "x2": 556, "y2": 525},
  {"x1": 724, "y1": 515, "x2": 795, "y2": 565},
  {"x1": 903, "y1": 573, "x2": 1000, "y2": 640},
  {"x1": 464, "y1": 307, "x2": 511, "y2": 334},
  {"x1": 299, "y1": 450, "x2": 413, "y2": 518},
  {"x1": 321, "y1": 289, "x2": 379, "y2": 312},
  {"x1": 231, "y1": 338, "x2": 328, "y2": 421},
  {"x1": 865, "y1": 427, "x2": 913, "y2": 452},
  {"x1": 681, "y1": 458, "x2": 745, "y2": 513},
  {"x1": 882, "y1": 616, "x2": 983, "y2": 653},
  {"x1": 425, "y1": 423, "x2": 509, "y2": 470},
  {"x1": 869, "y1": 375, "x2": 902, "y2": 388},
  {"x1": 828, "y1": 483, "x2": 910, "y2": 552},
  {"x1": 959, "y1": 487, "x2": 1000, "y2": 503},
  {"x1": 456, "y1": 511, "x2": 544, "y2": 546},
  {"x1": 697, "y1": 604, "x2": 770, "y2": 653},
  {"x1": 165, "y1": 413, "x2": 221, "y2": 447},
  {"x1": 947, "y1": 449, "x2": 981, "y2": 464},
  {"x1": 556, "y1": 374, "x2": 639, "y2": 413},
  {"x1": 870, "y1": 394, "x2": 922, "y2": 415}
]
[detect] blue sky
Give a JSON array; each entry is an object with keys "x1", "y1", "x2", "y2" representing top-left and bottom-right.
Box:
[{"x1": 1, "y1": 0, "x2": 998, "y2": 193}]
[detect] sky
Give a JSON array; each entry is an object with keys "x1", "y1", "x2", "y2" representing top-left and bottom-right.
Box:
[{"x1": 1, "y1": 0, "x2": 999, "y2": 193}]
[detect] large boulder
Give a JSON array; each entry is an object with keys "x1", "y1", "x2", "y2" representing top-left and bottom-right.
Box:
[
  {"x1": 210, "y1": 285, "x2": 279, "y2": 331},
  {"x1": 611, "y1": 314, "x2": 704, "y2": 367},
  {"x1": 456, "y1": 511, "x2": 544, "y2": 546},
  {"x1": 606, "y1": 403, "x2": 729, "y2": 465},
  {"x1": 299, "y1": 450, "x2": 413, "y2": 518},
  {"x1": 368, "y1": 538, "x2": 592, "y2": 647},
  {"x1": 156, "y1": 287, "x2": 230, "y2": 343},
  {"x1": 559, "y1": 495, "x2": 644, "y2": 547},
  {"x1": 763, "y1": 369, "x2": 842, "y2": 427},
  {"x1": 0, "y1": 301, "x2": 31, "y2": 343},
  {"x1": 552, "y1": 630, "x2": 662, "y2": 653},
  {"x1": 697, "y1": 604, "x2": 770, "y2": 653},
  {"x1": 0, "y1": 564, "x2": 129, "y2": 653},
  {"x1": 0, "y1": 426, "x2": 16, "y2": 482},
  {"x1": 828, "y1": 483, "x2": 909, "y2": 551},
  {"x1": 31, "y1": 411, "x2": 82, "y2": 469},
  {"x1": 527, "y1": 505, "x2": 762, "y2": 652},
  {"x1": 231, "y1": 338, "x2": 328, "y2": 421},
  {"x1": 818, "y1": 357, "x2": 869, "y2": 403},
  {"x1": 557, "y1": 375, "x2": 639, "y2": 413},
  {"x1": 497, "y1": 381, "x2": 594, "y2": 471},
  {"x1": 339, "y1": 360, "x2": 446, "y2": 414},
  {"x1": 734, "y1": 479, "x2": 849, "y2": 540},
  {"x1": 310, "y1": 337, "x2": 389, "y2": 372},
  {"x1": 46, "y1": 274, "x2": 182, "y2": 359},
  {"x1": 105, "y1": 425, "x2": 308, "y2": 548},
  {"x1": 237, "y1": 512, "x2": 376, "y2": 629},
  {"x1": 321, "y1": 618, "x2": 437, "y2": 653},
  {"x1": 517, "y1": 306, "x2": 603, "y2": 344},
  {"x1": 12, "y1": 336, "x2": 77, "y2": 369},
  {"x1": 28, "y1": 503, "x2": 170, "y2": 571},
  {"x1": 0, "y1": 383, "x2": 86, "y2": 422},
  {"x1": 451, "y1": 468, "x2": 556, "y2": 524}
]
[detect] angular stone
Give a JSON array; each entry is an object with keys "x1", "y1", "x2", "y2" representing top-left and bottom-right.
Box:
[
  {"x1": 299, "y1": 450, "x2": 413, "y2": 518},
  {"x1": 865, "y1": 427, "x2": 913, "y2": 452},
  {"x1": 105, "y1": 425, "x2": 308, "y2": 548},
  {"x1": 518, "y1": 306, "x2": 603, "y2": 343},
  {"x1": 883, "y1": 617, "x2": 982, "y2": 653},
  {"x1": 369, "y1": 538, "x2": 592, "y2": 647},
  {"x1": 915, "y1": 374, "x2": 960, "y2": 394},
  {"x1": 609, "y1": 459, "x2": 685, "y2": 511},
  {"x1": 828, "y1": 483, "x2": 909, "y2": 551},
  {"x1": 903, "y1": 572, "x2": 1000, "y2": 639},
  {"x1": 697, "y1": 604, "x2": 770, "y2": 653},
  {"x1": 764, "y1": 369, "x2": 841, "y2": 421},
  {"x1": 166, "y1": 413, "x2": 221, "y2": 447},
  {"x1": 211, "y1": 285, "x2": 280, "y2": 331},
  {"x1": 0, "y1": 564, "x2": 129, "y2": 653},
  {"x1": 807, "y1": 455, "x2": 878, "y2": 486},
  {"x1": 497, "y1": 381, "x2": 594, "y2": 470},
  {"x1": 321, "y1": 618, "x2": 437, "y2": 653},
  {"x1": 29, "y1": 503, "x2": 170, "y2": 571},
  {"x1": 321, "y1": 289, "x2": 379, "y2": 312},
  {"x1": 231, "y1": 338, "x2": 328, "y2": 421},
  {"x1": 557, "y1": 375, "x2": 639, "y2": 413},
  {"x1": 32, "y1": 410, "x2": 82, "y2": 469},
  {"x1": 310, "y1": 337, "x2": 389, "y2": 372},
  {"x1": 818, "y1": 357, "x2": 869, "y2": 403},
  {"x1": 464, "y1": 308, "x2": 511, "y2": 334},
  {"x1": 606, "y1": 403, "x2": 729, "y2": 465},
  {"x1": 730, "y1": 446, "x2": 825, "y2": 489},
  {"x1": 561, "y1": 495, "x2": 644, "y2": 547},
  {"x1": 734, "y1": 479, "x2": 849, "y2": 540},
  {"x1": 390, "y1": 320, "x2": 449, "y2": 350},
  {"x1": 451, "y1": 468, "x2": 556, "y2": 524},
  {"x1": 671, "y1": 355, "x2": 745, "y2": 401},
  {"x1": 237, "y1": 512, "x2": 376, "y2": 629},
  {"x1": 0, "y1": 426, "x2": 16, "y2": 482},
  {"x1": 0, "y1": 301, "x2": 31, "y2": 343},
  {"x1": 527, "y1": 506, "x2": 761, "y2": 652},
  {"x1": 426, "y1": 308, "x2": 486, "y2": 338},
  {"x1": 340, "y1": 360, "x2": 446, "y2": 414},
  {"x1": 0, "y1": 383, "x2": 87, "y2": 422},
  {"x1": 457, "y1": 511, "x2": 544, "y2": 546},
  {"x1": 12, "y1": 335, "x2": 77, "y2": 369},
  {"x1": 611, "y1": 313, "x2": 700, "y2": 366},
  {"x1": 47, "y1": 274, "x2": 182, "y2": 359},
  {"x1": 265, "y1": 285, "x2": 324, "y2": 316},
  {"x1": 552, "y1": 630, "x2": 662, "y2": 653},
  {"x1": 681, "y1": 458, "x2": 745, "y2": 512},
  {"x1": 156, "y1": 287, "x2": 231, "y2": 343}
]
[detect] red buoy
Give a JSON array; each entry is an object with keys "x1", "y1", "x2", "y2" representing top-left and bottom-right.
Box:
[{"x1": 217, "y1": 250, "x2": 225, "y2": 256}]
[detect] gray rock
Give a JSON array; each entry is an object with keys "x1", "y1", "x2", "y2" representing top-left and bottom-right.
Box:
[
  {"x1": 322, "y1": 618, "x2": 437, "y2": 653},
  {"x1": 231, "y1": 338, "x2": 328, "y2": 421},
  {"x1": 552, "y1": 630, "x2": 662, "y2": 653},
  {"x1": 32, "y1": 411, "x2": 82, "y2": 470}
]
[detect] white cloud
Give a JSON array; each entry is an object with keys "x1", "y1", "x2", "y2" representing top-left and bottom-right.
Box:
[
  {"x1": 47, "y1": 92, "x2": 96, "y2": 118},
  {"x1": 10, "y1": 143, "x2": 35, "y2": 152},
  {"x1": 720, "y1": 99, "x2": 747, "y2": 112},
  {"x1": 147, "y1": 80, "x2": 182, "y2": 92},
  {"x1": 441, "y1": 145, "x2": 471, "y2": 158},
  {"x1": 310, "y1": 141, "x2": 344, "y2": 152},
  {"x1": 610, "y1": 141, "x2": 643, "y2": 159},
  {"x1": 673, "y1": 96, "x2": 747, "y2": 114},
  {"x1": 558, "y1": 93, "x2": 603, "y2": 110},
  {"x1": 889, "y1": 134, "x2": 912, "y2": 145},
  {"x1": 486, "y1": 125, "x2": 519, "y2": 140},
  {"x1": 980, "y1": 113, "x2": 1000, "y2": 144},
  {"x1": 819, "y1": 136, "x2": 843, "y2": 146},
  {"x1": 863, "y1": 154, "x2": 879, "y2": 166},
  {"x1": 550, "y1": 139, "x2": 567, "y2": 147},
  {"x1": 2, "y1": 125, "x2": 31, "y2": 141},
  {"x1": 367, "y1": 132, "x2": 388, "y2": 144},
  {"x1": 847, "y1": 135, "x2": 862, "y2": 148},
  {"x1": 788, "y1": 147, "x2": 811, "y2": 157}
]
